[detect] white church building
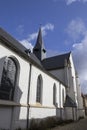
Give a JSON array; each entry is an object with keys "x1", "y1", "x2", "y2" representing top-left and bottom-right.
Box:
[{"x1": 0, "y1": 27, "x2": 84, "y2": 130}]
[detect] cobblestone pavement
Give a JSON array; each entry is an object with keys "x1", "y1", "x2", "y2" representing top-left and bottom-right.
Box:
[{"x1": 50, "y1": 117, "x2": 87, "y2": 130}]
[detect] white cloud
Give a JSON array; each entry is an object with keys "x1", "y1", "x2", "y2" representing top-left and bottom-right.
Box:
[
  {"x1": 66, "y1": 0, "x2": 87, "y2": 5},
  {"x1": 28, "y1": 32, "x2": 38, "y2": 41},
  {"x1": 66, "y1": 0, "x2": 76, "y2": 5},
  {"x1": 66, "y1": 18, "x2": 86, "y2": 41},
  {"x1": 19, "y1": 39, "x2": 33, "y2": 52},
  {"x1": 53, "y1": 0, "x2": 87, "y2": 4},
  {"x1": 72, "y1": 34, "x2": 87, "y2": 94},
  {"x1": 41, "y1": 23, "x2": 54, "y2": 36}
]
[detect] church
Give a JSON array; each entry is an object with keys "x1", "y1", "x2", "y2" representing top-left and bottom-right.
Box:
[{"x1": 0, "y1": 27, "x2": 84, "y2": 130}]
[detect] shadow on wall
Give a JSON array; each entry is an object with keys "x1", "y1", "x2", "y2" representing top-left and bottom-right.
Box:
[
  {"x1": 56, "y1": 107, "x2": 65, "y2": 120},
  {"x1": 14, "y1": 85, "x2": 23, "y2": 103},
  {"x1": 11, "y1": 85, "x2": 23, "y2": 130},
  {"x1": 0, "y1": 85, "x2": 23, "y2": 130}
]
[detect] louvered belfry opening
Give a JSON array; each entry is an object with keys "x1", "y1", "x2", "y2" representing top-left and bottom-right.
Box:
[{"x1": 0, "y1": 57, "x2": 17, "y2": 100}]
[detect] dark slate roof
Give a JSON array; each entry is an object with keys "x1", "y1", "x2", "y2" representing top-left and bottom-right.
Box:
[
  {"x1": 42, "y1": 52, "x2": 71, "y2": 70},
  {"x1": 34, "y1": 28, "x2": 43, "y2": 49},
  {"x1": 33, "y1": 28, "x2": 46, "y2": 52},
  {"x1": 64, "y1": 95, "x2": 77, "y2": 107},
  {"x1": 0, "y1": 28, "x2": 26, "y2": 53}
]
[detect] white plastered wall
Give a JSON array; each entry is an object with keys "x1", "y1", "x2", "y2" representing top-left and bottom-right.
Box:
[{"x1": 29, "y1": 65, "x2": 66, "y2": 119}]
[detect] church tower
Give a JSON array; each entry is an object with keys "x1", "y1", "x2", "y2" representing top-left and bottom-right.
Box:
[{"x1": 33, "y1": 28, "x2": 46, "y2": 61}]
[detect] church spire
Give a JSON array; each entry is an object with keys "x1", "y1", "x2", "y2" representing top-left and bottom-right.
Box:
[
  {"x1": 36, "y1": 27, "x2": 43, "y2": 47},
  {"x1": 33, "y1": 28, "x2": 46, "y2": 61}
]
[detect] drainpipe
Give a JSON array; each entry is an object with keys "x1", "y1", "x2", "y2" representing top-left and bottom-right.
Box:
[
  {"x1": 27, "y1": 63, "x2": 32, "y2": 129},
  {"x1": 72, "y1": 107, "x2": 74, "y2": 121},
  {"x1": 59, "y1": 83, "x2": 62, "y2": 119}
]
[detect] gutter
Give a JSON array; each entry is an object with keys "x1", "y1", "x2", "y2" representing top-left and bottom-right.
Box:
[{"x1": 27, "y1": 63, "x2": 32, "y2": 129}]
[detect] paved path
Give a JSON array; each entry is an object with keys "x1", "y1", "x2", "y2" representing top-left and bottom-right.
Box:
[{"x1": 50, "y1": 117, "x2": 87, "y2": 130}]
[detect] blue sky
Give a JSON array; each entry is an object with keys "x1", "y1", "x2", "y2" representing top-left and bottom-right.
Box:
[{"x1": 0, "y1": 0, "x2": 87, "y2": 93}]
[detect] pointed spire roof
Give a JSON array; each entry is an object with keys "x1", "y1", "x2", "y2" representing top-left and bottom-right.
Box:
[
  {"x1": 36, "y1": 27, "x2": 43, "y2": 47},
  {"x1": 33, "y1": 28, "x2": 46, "y2": 51}
]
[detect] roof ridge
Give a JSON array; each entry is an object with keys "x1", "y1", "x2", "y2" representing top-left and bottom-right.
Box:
[{"x1": 43, "y1": 51, "x2": 71, "y2": 61}]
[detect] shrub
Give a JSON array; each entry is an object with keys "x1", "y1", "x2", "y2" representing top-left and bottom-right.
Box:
[
  {"x1": 15, "y1": 117, "x2": 74, "y2": 130},
  {"x1": 29, "y1": 116, "x2": 63, "y2": 130},
  {"x1": 78, "y1": 116, "x2": 84, "y2": 120},
  {"x1": 0, "y1": 129, "x2": 9, "y2": 130},
  {"x1": 16, "y1": 128, "x2": 22, "y2": 130}
]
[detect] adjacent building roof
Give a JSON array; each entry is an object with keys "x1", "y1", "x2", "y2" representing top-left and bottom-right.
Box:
[
  {"x1": 42, "y1": 52, "x2": 71, "y2": 70},
  {"x1": 64, "y1": 95, "x2": 77, "y2": 107}
]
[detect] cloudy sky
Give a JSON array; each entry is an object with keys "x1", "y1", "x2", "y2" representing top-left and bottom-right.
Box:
[{"x1": 0, "y1": 0, "x2": 87, "y2": 93}]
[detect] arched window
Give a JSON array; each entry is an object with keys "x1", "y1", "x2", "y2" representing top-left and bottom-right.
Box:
[
  {"x1": 36, "y1": 75, "x2": 43, "y2": 103},
  {"x1": 53, "y1": 83, "x2": 57, "y2": 106},
  {"x1": 0, "y1": 57, "x2": 17, "y2": 100}
]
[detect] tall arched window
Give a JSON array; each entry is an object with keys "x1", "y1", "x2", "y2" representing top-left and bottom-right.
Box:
[
  {"x1": 53, "y1": 83, "x2": 57, "y2": 106},
  {"x1": 0, "y1": 57, "x2": 17, "y2": 100},
  {"x1": 36, "y1": 75, "x2": 43, "y2": 103}
]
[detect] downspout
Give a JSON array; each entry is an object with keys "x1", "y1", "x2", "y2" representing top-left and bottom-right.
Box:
[
  {"x1": 59, "y1": 83, "x2": 62, "y2": 119},
  {"x1": 72, "y1": 107, "x2": 74, "y2": 120},
  {"x1": 27, "y1": 63, "x2": 32, "y2": 129}
]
